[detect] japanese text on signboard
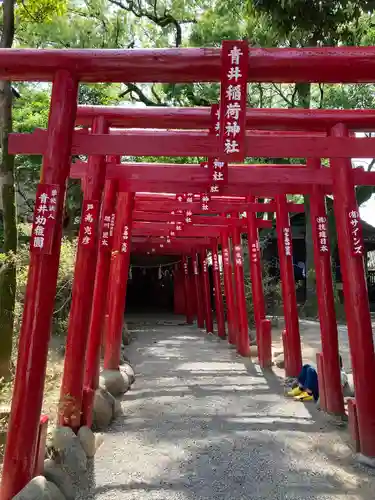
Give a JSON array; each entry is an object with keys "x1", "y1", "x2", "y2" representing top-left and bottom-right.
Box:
[
  {"x1": 79, "y1": 200, "x2": 99, "y2": 249},
  {"x1": 100, "y1": 212, "x2": 116, "y2": 250},
  {"x1": 234, "y1": 244, "x2": 243, "y2": 266},
  {"x1": 315, "y1": 216, "x2": 329, "y2": 255},
  {"x1": 348, "y1": 210, "x2": 364, "y2": 256},
  {"x1": 219, "y1": 41, "x2": 249, "y2": 161},
  {"x1": 121, "y1": 225, "x2": 130, "y2": 254},
  {"x1": 283, "y1": 227, "x2": 292, "y2": 257},
  {"x1": 30, "y1": 184, "x2": 60, "y2": 254}
]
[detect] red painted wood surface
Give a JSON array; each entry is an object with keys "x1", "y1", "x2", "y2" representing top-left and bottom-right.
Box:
[
  {"x1": 246, "y1": 196, "x2": 267, "y2": 365},
  {"x1": 330, "y1": 124, "x2": 375, "y2": 457},
  {"x1": 83, "y1": 177, "x2": 118, "y2": 428},
  {"x1": 0, "y1": 71, "x2": 78, "y2": 500},
  {"x1": 60, "y1": 116, "x2": 108, "y2": 430},
  {"x1": 308, "y1": 158, "x2": 344, "y2": 416},
  {"x1": 201, "y1": 250, "x2": 214, "y2": 334},
  {"x1": 76, "y1": 105, "x2": 375, "y2": 132},
  {"x1": 221, "y1": 231, "x2": 237, "y2": 345},
  {"x1": 2, "y1": 46, "x2": 375, "y2": 83},
  {"x1": 192, "y1": 252, "x2": 205, "y2": 329},
  {"x1": 133, "y1": 199, "x2": 304, "y2": 214},
  {"x1": 231, "y1": 220, "x2": 250, "y2": 357},
  {"x1": 33, "y1": 415, "x2": 49, "y2": 476},
  {"x1": 275, "y1": 195, "x2": 302, "y2": 377},
  {"x1": 211, "y1": 239, "x2": 226, "y2": 339},
  {"x1": 103, "y1": 192, "x2": 135, "y2": 370},
  {"x1": 11, "y1": 129, "x2": 375, "y2": 160}
]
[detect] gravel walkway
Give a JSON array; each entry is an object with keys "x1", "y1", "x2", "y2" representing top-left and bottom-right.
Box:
[{"x1": 79, "y1": 322, "x2": 375, "y2": 500}]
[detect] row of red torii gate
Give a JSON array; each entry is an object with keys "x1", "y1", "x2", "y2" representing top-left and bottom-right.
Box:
[{"x1": 2, "y1": 42, "x2": 375, "y2": 498}]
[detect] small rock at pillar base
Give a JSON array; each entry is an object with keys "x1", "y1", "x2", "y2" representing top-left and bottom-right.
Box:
[
  {"x1": 12, "y1": 475, "x2": 65, "y2": 500},
  {"x1": 119, "y1": 362, "x2": 135, "y2": 385},
  {"x1": 92, "y1": 388, "x2": 115, "y2": 430},
  {"x1": 100, "y1": 369, "x2": 130, "y2": 397},
  {"x1": 355, "y1": 453, "x2": 375, "y2": 468},
  {"x1": 51, "y1": 426, "x2": 87, "y2": 474},
  {"x1": 77, "y1": 426, "x2": 96, "y2": 458},
  {"x1": 43, "y1": 458, "x2": 75, "y2": 500}
]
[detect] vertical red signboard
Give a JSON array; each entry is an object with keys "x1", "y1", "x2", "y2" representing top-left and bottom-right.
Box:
[
  {"x1": 283, "y1": 227, "x2": 292, "y2": 257},
  {"x1": 250, "y1": 241, "x2": 260, "y2": 263},
  {"x1": 219, "y1": 40, "x2": 249, "y2": 162},
  {"x1": 234, "y1": 244, "x2": 243, "y2": 266},
  {"x1": 30, "y1": 184, "x2": 60, "y2": 254},
  {"x1": 213, "y1": 252, "x2": 219, "y2": 272},
  {"x1": 100, "y1": 212, "x2": 116, "y2": 250},
  {"x1": 79, "y1": 200, "x2": 100, "y2": 249},
  {"x1": 315, "y1": 216, "x2": 329, "y2": 255},
  {"x1": 348, "y1": 209, "x2": 364, "y2": 256},
  {"x1": 120, "y1": 224, "x2": 130, "y2": 254}
]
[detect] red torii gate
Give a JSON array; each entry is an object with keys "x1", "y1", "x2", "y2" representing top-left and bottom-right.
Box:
[{"x1": 2, "y1": 46, "x2": 375, "y2": 499}]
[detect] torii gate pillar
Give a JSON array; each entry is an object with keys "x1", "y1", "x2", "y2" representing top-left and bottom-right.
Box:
[
  {"x1": 275, "y1": 195, "x2": 302, "y2": 377},
  {"x1": 330, "y1": 124, "x2": 375, "y2": 458},
  {"x1": 59, "y1": 116, "x2": 108, "y2": 430},
  {"x1": 103, "y1": 190, "x2": 135, "y2": 370},
  {"x1": 82, "y1": 175, "x2": 118, "y2": 427},
  {"x1": 1, "y1": 70, "x2": 78, "y2": 499}
]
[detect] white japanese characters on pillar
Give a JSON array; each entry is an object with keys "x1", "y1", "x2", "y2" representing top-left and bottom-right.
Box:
[
  {"x1": 315, "y1": 216, "x2": 329, "y2": 255},
  {"x1": 199, "y1": 192, "x2": 211, "y2": 212},
  {"x1": 193, "y1": 260, "x2": 198, "y2": 275},
  {"x1": 234, "y1": 244, "x2": 243, "y2": 266},
  {"x1": 348, "y1": 210, "x2": 364, "y2": 256},
  {"x1": 219, "y1": 40, "x2": 249, "y2": 162},
  {"x1": 213, "y1": 252, "x2": 219, "y2": 271},
  {"x1": 100, "y1": 212, "x2": 116, "y2": 251},
  {"x1": 208, "y1": 157, "x2": 228, "y2": 194},
  {"x1": 175, "y1": 193, "x2": 186, "y2": 203},
  {"x1": 251, "y1": 241, "x2": 260, "y2": 264},
  {"x1": 223, "y1": 247, "x2": 230, "y2": 266},
  {"x1": 169, "y1": 229, "x2": 176, "y2": 238},
  {"x1": 184, "y1": 210, "x2": 193, "y2": 224},
  {"x1": 79, "y1": 200, "x2": 100, "y2": 249},
  {"x1": 120, "y1": 224, "x2": 130, "y2": 254},
  {"x1": 30, "y1": 184, "x2": 60, "y2": 254},
  {"x1": 175, "y1": 222, "x2": 184, "y2": 232},
  {"x1": 203, "y1": 258, "x2": 208, "y2": 273},
  {"x1": 183, "y1": 261, "x2": 189, "y2": 275},
  {"x1": 283, "y1": 227, "x2": 292, "y2": 257},
  {"x1": 185, "y1": 193, "x2": 194, "y2": 204}
]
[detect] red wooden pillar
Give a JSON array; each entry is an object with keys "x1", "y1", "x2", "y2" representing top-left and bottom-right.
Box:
[
  {"x1": 330, "y1": 124, "x2": 375, "y2": 457},
  {"x1": 211, "y1": 239, "x2": 226, "y2": 338},
  {"x1": 1, "y1": 70, "x2": 78, "y2": 499},
  {"x1": 183, "y1": 255, "x2": 194, "y2": 324},
  {"x1": 221, "y1": 230, "x2": 237, "y2": 345},
  {"x1": 103, "y1": 190, "x2": 135, "y2": 370},
  {"x1": 82, "y1": 175, "x2": 118, "y2": 428},
  {"x1": 232, "y1": 221, "x2": 250, "y2": 357},
  {"x1": 307, "y1": 158, "x2": 345, "y2": 416},
  {"x1": 201, "y1": 249, "x2": 214, "y2": 334},
  {"x1": 59, "y1": 116, "x2": 108, "y2": 430},
  {"x1": 275, "y1": 195, "x2": 302, "y2": 377},
  {"x1": 246, "y1": 197, "x2": 270, "y2": 367},
  {"x1": 192, "y1": 251, "x2": 205, "y2": 329}
]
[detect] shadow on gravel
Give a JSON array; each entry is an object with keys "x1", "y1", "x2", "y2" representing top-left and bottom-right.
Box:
[{"x1": 77, "y1": 320, "x2": 375, "y2": 500}]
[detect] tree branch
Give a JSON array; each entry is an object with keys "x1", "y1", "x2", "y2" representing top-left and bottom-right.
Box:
[
  {"x1": 119, "y1": 82, "x2": 165, "y2": 106},
  {"x1": 271, "y1": 83, "x2": 293, "y2": 107},
  {"x1": 107, "y1": 0, "x2": 195, "y2": 47}
]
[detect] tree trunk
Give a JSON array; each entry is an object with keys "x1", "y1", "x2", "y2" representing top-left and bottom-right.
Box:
[{"x1": 0, "y1": 0, "x2": 17, "y2": 379}]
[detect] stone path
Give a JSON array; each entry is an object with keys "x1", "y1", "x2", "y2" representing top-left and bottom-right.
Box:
[{"x1": 80, "y1": 321, "x2": 375, "y2": 500}]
